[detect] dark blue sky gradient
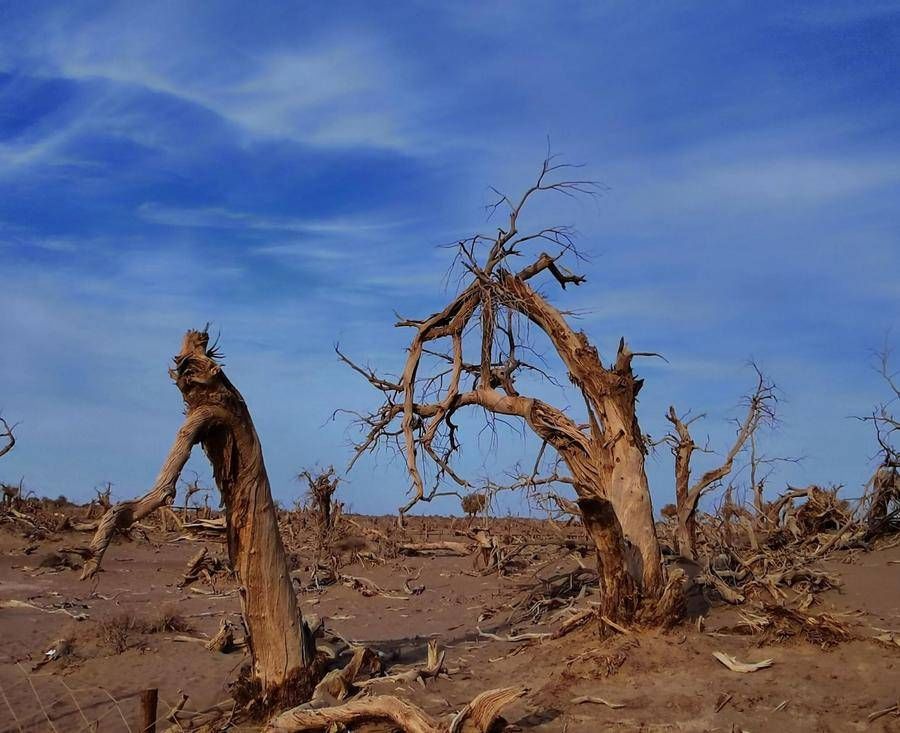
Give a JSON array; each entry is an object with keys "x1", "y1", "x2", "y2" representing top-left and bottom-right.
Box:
[{"x1": 1, "y1": 2, "x2": 898, "y2": 514}]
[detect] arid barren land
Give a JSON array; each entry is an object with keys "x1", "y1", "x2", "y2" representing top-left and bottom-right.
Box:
[
  {"x1": 0, "y1": 496, "x2": 898, "y2": 732},
  {"x1": 3, "y1": 2, "x2": 900, "y2": 732}
]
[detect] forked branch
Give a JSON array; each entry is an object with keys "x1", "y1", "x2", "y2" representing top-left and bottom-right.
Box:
[
  {"x1": 340, "y1": 158, "x2": 603, "y2": 519},
  {"x1": 665, "y1": 366, "x2": 776, "y2": 559},
  {"x1": 81, "y1": 406, "x2": 220, "y2": 579},
  {"x1": 0, "y1": 414, "x2": 17, "y2": 460}
]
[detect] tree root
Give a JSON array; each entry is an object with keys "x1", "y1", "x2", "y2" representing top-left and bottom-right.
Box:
[{"x1": 264, "y1": 686, "x2": 526, "y2": 733}]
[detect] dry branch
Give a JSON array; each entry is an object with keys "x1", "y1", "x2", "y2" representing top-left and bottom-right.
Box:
[{"x1": 664, "y1": 367, "x2": 776, "y2": 560}]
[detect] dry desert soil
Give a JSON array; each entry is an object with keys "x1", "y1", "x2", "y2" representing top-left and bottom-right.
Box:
[{"x1": 1, "y1": 511, "x2": 898, "y2": 733}]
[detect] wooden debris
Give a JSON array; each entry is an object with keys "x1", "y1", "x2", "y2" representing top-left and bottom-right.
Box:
[
  {"x1": 398, "y1": 541, "x2": 471, "y2": 557},
  {"x1": 477, "y1": 627, "x2": 551, "y2": 643},
  {"x1": 714, "y1": 692, "x2": 733, "y2": 712},
  {"x1": 571, "y1": 695, "x2": 625, "y2": 709},
  {"x1": 205, "y1": 618, "x2": 236, "y2": 653},
  {"x1": 867, "y1": 701, "x2": 900, "y2": 723},
  {"x1": 357, "y1": 639, "x2": 446, "y2": 689},
  {"x1": 712, "y1": 651, "x2": 773, "y2": 673}
]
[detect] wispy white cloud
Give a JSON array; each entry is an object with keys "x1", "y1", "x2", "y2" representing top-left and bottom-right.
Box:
[
  {"x1": 137, "y1": 202, "x2": 408, "y2": 235},
  {"x1": 2, "y1": 6, "x2": 425, "y2": 153},
  {"x1": 649, "y1": 156, "x2": 900, "y2": 211}
]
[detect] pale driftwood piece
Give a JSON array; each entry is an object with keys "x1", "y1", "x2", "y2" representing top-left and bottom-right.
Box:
[
  {"x1": 712, "y1": 651, "x2": 773, "y2": 673},
  {"x1": 179, "y1": 546, "x2": 209, "y2": 588},
  {"x1": 264, "y1": 686, "x2": 525, "y2": 733},
  {"x1": 477, "y1": 627, "x2": 551, "y2": 643},
  {"x1": 312, "y1": 645, "x2": 382, "y2": 701},
  {"x1": 398, "y1": 541, "x2": 472, "y2": 556},
  {"x1": 81, "y1": 329, "x2": 311, "y2": 693},
  {"x1": 571, "y1": 695, "x2": 625, "y2": 709}
]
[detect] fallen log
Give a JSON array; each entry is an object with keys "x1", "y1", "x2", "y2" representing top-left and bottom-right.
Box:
[{"x1": 398, "y1": 541, "x2": 471, "y2": 557}]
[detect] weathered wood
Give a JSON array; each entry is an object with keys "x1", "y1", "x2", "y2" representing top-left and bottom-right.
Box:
[
  {"x1": 264, "y1": 686, "x2": 525, "y2": 733},
  {"x1": 82, "y1": 329, "x2": 308, "y2": 692},
  {"x1": 140, "y1": 688, "x2": 158, "y2": 733}
]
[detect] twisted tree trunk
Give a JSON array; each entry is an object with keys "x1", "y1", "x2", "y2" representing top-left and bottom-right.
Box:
[
  {"x1": 498, "y1": 269, "x2": 663, "y2": 595},
  {"x1": 343, "y1": 161, "x2": 680, "y2": 625},
  {"x1": 82, "y1": 330, "x2": 309, "y2": 692}
]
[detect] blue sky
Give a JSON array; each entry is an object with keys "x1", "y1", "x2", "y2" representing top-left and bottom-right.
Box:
[{"x1": 0, "y1": 2, "x2": 898, "y2": 515}]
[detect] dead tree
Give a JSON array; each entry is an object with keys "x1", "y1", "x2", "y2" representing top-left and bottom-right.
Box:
[
  {"x1": 0, "y1": 415, "x2": 19, "y2": 506},
  {"x1": 340, "y1": 157, "x2": 679, "y2": 622},
  {"x1": 663, "y1": 367, "x2": 776, "y2": 561},
  {"x1": 0, "y1": 414, "x2": 15, "y2": 460},
  {"x1": 180, "y1": 472, "x2": 209, "y2": 520},
  {"x1": 461, "y1": 491, "x2": 487, "y2": 519},
  {"x1": 81, "y1": 329, "x2": 313, "y2": 695},
  {"x1": 857, "y1": 346, "x2": 900, "y2": 535},
  {"x1": 299, "y1": 466, "x2": 340, "y2": 542}
]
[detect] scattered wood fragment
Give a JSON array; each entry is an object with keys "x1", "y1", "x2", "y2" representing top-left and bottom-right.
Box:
[
  {"x1": 313, "y1": 645, "x2": 383, "y2": 702},
  {"x1": 867, "y1": 702, "x2": 900, "y2": 723},
  {"x1": 398, "y1": 541, "x2": 471, "y2": 557},
  {"x1": 571, "y1": 695, "x2": 625, "y2": 709},
  {"x1": 477, "y1": 627, "x2": 551, "y2": 643},
  {"x1": 712, "y1": 651, "x2": 773, "y2": 673},
  {"x1": 0, "y1": 599, "x2": 88, "y2": 621},
  {"x1": 598, "y1": 615, "x2": 632, "y2": 636},
  {"x1": 205, "y1": 618, "x2": 236, "y2": 653},
  {"x1": 32, "y1": 638, "x2": 73, "y2": 670},
  {"x1": 714, "y1": 692, "x2": 733, "y2": 712},
  {"x1": 356, "y1": 639, "x2": 446, "y2": 689}
]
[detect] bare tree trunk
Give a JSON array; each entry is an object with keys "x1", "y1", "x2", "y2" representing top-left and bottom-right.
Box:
[
  {"x1": 82, "y1": 330, "x2": 308, "y2": 692},
  {"x1": 577, "y1": 497, "x2": 638, "y2": 622},
  {"x1": 499, "y1": 271, "x2": 663, "y2": 595},
  {"x1": 866, "y1": 465, "x2": 899, "y2": 538},
  {"x1": 667, "y1": 407, "x2": 698, "y2": 561}
]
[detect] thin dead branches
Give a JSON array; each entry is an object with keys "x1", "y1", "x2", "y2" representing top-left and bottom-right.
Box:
[
  {"x1": 339, "y1": 155, "x2": 671, "y2": 621},
  {"x1": 664, "y1": 365, "x2": 777, "y2": 560}
]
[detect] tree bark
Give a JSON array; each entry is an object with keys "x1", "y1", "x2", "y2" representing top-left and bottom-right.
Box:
[
  {"x1": 83, "y1": 329, "x2": 308, "y2": 692},
  {"x1": 577, "y1": 497, "x2": 639, "y2": 622},
  {"x1": 498, "y1": 271, "x2": 663, "y2": 595}
]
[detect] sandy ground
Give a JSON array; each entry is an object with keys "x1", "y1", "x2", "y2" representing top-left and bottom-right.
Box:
[{"x1": 0, "y1": 516, "x2": 898, "y2": 733}]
